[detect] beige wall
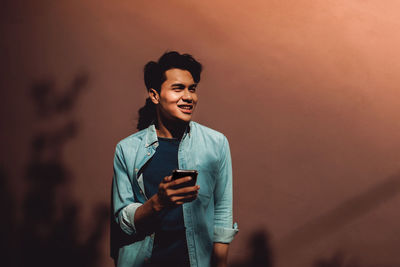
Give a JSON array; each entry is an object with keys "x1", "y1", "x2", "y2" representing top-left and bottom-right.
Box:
[{"x1": 2, "y1": 1, "x2": 400, "y2": 266}]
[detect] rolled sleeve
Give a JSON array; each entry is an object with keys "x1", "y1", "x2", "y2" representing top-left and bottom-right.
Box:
[
  {"x1": 119, "y1": 203, "x2": 143, "y2": 235},
  {"x1": 213, "y1": 136, "x2": 238, "y2": 243},
  {"x1": 112, "y1": 143, "x2": 141, "y2": 236},
  {"x1": 214, "y1": 222, "x2": 239, "y2": 243}
]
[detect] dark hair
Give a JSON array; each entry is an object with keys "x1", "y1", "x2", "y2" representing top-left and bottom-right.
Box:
[
  {"x1": 136, "y1": 97, "x2": 157, "y2": 131},
  {"x1": 143, "y1": 51, "x2": 202, "y2": 93}
]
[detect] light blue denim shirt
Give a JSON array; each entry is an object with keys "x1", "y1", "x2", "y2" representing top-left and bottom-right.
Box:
[{"x1": 112, "y1": 121, "x2": 238, "y2": 267}]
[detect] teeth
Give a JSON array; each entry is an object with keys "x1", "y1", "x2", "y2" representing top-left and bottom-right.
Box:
[{"x1": 179, "y1": 106, "x2": 192, "y2": 109}]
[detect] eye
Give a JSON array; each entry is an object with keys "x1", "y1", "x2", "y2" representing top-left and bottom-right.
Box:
[
  {"x1": 172, "y1": 84, "x2": 185, "y2": 91},
  {"x1": 189, "y1": 85, "x2": 197, "y2": 92},
  {"x1": 172, "y1": 87, "x2": 184, "y2": 92}
]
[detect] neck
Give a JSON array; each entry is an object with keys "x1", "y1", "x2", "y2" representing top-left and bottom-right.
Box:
[{"x1": 155, "y1": 113, "x2": 188, "y2": 139}]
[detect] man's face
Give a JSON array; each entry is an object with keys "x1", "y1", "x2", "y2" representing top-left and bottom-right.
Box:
[{"x1": 152, "y1": 68, "x2": 198, "y2": 123}]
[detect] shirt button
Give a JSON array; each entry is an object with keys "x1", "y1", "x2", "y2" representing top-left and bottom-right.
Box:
[
  {"x1": 135, "y1": 168, "x2": 138, "y2": 172},
  {"x1": 147, "y1": 152, "x2": 150, "y2": 156}
]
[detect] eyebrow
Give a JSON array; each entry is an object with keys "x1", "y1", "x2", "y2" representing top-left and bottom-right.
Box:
[
  {"x1": 171, "y1": 83, "x2": 198, "y2": 88},
  {"x1": 171, "y1": 83, "x2": 185, "y2": 87}
]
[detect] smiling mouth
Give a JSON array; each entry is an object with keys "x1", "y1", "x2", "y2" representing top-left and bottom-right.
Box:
[{"x1": 178, "y1": 104, "x2": 193, "y2": 113}]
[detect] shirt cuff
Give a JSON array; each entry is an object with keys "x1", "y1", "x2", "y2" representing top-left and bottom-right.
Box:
[
  {"x1": 213, "y1": 222, "x2": 239, "y2": 243},
  {"x1": 118, "y1": 202, "x2": 143, "y2": 235}
]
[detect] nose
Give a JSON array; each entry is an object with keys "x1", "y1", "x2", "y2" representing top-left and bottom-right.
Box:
[{"x1": 182, "y1": 89, "x2": 193, "y2": 102}]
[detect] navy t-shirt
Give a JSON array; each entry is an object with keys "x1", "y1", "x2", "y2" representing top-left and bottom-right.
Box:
[{"x1": 142, "y1": 137, "x2": 190, "y2": 266}]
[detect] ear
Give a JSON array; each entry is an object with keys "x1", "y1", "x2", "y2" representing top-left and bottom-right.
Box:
[{"x1": 148, "y1": 88, "x2": 160, "y2": 104}]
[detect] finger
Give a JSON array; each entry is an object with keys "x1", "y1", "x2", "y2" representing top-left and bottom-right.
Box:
[
  {"x1": 172, "y1": 185, "x2": 200, "y2": 195},
  {"x1": 166, "y1": 186, "x2": 199, "y2": 198},
  {"x1": 174, "y1": 194, "x2": 198, "y2": 205},
  {"x1": 166, "y1": 176, "x2": 193, "y2": 187},
  {"x1": 173, "y1": 189, "x2": 198, "y2": 198},
  {"x1": 171, "y1": 193, "x2": 198, "y2": 204},
  {"x1": 162, "y1": 175, "x2": 172, "y2": 183},
  {"x1": 164, "y1": 187, "x2": 198, "y2": 198}
]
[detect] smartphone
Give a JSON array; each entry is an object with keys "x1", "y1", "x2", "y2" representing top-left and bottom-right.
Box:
[{"x1": 171, "y1": 169, "x2": 198, "y2": 188}]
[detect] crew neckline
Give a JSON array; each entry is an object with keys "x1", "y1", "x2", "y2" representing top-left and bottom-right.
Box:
[{"x1": 158, "y1": 136, "x2": 180, "y2": 142}]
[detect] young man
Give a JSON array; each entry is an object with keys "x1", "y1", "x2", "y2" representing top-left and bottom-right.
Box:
[{"x1": 111, "y1": 51, "x2": 238, "y2": 267}]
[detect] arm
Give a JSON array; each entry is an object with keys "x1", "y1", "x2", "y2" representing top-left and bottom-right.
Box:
[
  {"x1": 211, "y1": 243, "x2": 229, "y2": 267},
  {"x1": 134, "y1": 175, "x2": 200, "y2": 234},
  {"x1": 212, "y1": 136, "x2": 238, "y2": 260},
  {"x1": 112, "y1": 144, "x2": 199, "y2": 236}
]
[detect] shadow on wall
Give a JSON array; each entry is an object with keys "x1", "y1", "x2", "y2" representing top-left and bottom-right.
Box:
[
  {"x1": 0, "y1": 166, "x2": 17, "y2": 267},
  {"x1": 230, "y1": 171, "x2": 400, "y2": 267},
  {"x1": 279, "y1": 172, "x2": 400, "y2": 258},
  {"x1": 231, "y1": 229, "x2": 274, "y2": 267},
  {"x1": 0, "y1": 73, "x2": 109, "y2": 267},
  {"x1": 313, "y1": 252, "x2": 364, "y2": 267},
  {"x1": 227, "y1": 230, "x2": 395, "y2": 267},
  {"x1": 313, "y1": 251, "x2": 399, "y2": 267}
]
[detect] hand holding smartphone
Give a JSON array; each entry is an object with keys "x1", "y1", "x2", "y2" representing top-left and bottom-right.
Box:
[{"x1": 171, "y1": 169, "x2": 198, "y2": 189}]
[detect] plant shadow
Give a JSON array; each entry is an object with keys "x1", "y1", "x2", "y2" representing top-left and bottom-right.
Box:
[{"x1": 1, "y1": 73, "x2": 109, "y2": 267}]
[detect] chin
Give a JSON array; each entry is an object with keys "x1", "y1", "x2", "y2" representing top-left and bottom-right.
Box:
[
  {"x1": 176, "y1": 117, "x2": 192, "y2": 123},
  {"x1": 159, "y1": 109, "x2": 193, "y2": 124},
  {"x1": 173, "y1": 114, "x2": 192, "y2": 123}
]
